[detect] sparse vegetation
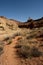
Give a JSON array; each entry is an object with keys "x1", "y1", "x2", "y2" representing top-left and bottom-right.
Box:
[
  {"x1": 0, "y1": 42, "x2": 4, "y2": 55},
  {"x1": 14, "y1": 32, "x2": 22, "y2": 36},
  {"x1": 0, "y1": 46, "x2": 4, "y2": 55},
  {"x1": 15, "y1": 37, "x2": 42, "y2": 59},
  {"x1": 15, "y1": 45, "x2": 30, "y2": 58},
  {"x1": 12, "y1": 32, "x2": 22, "y2": 39},
  {"x1": 7, "y1": 39, "x2": 12, "y2": 45},
  {"x1": 0, "y1": 26, "x2": 4, "y2": 30},
  {"x1": 0, "y1": 43, "x2": 4, "y2": 55},
  {"x1": 15, "y1": 44, "x2": 42, "y2": 58},
  {"x1": 6, "y1": 23, "x2": 14, "y2": 30},
  {"x1": 4, "y1": 37, "x2": 9, "y2": 41},
  {"x1": 30, "y1": 47, "x2": 42, "y2": 57},
  {"x1": 7, "y1": 40, "x2": 12, "y2": 45},
  {"x1": 3, "y1": 37, "x2": 12, "y2": 45}
]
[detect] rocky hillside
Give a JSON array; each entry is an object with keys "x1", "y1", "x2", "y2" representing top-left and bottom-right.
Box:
[
  {"x1": 0, "y1": 16, "x2": 20, "y2": 40},
  {"x1": 0, "y1": 16, "x2": 43, "y2": 65}
]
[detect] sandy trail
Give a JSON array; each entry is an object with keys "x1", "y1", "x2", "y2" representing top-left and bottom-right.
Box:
[
  {"x1": 0, "y1": 37, "x2": 43, "y2": 65},
  {"x1": 0, "y1": 38, "x2": 21, "y2": 65}
]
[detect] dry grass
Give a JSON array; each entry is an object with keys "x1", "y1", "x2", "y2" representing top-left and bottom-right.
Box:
[
  {"x1": 0, "y1": 46, "x2": 4, "y2": 55},
  {"x1": 0, "y1": 42, "x2": 4, "y2": 55},
  {"x1": 14, "y1": 38, "x2": 42, "y2": 59}
]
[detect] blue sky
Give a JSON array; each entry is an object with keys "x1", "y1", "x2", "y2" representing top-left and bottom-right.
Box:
[{"x1": 0, "y1": 0, "x2": 43, "y2": 22}]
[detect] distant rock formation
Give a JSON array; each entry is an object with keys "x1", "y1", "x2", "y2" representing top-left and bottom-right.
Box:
[
  {"x1": 0, "y1": 16, "x2": 43, "y2": 29},
  {"x1": 18, "y1": 17, "x2": 43, "y2": 29}
]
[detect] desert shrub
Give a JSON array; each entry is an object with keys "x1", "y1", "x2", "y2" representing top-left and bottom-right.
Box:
[
  {"x1": 11, "y1": 34, "x2": 15, "y2": 38},
  {"x1": 0, "y1": 26, "x2": 4, "y2": 30},
  {"x1": 15, "y1": 44, "x2": 42, "y2": 58},
  {"x1": 15, "y1": 45, "x2": 30, "y2": 58},
  {"x1": 6, "y1": 39, "x2": 12, "y2": 45},
  {"x1": 3, "y1": 37, "x2": 10, "y2": 41},
  {"x1": 12, "y1": 33, "x2": 22, "y2": 39},
  {"x1": 0, "y1": 42, "x2": 4, "y2": 55},
  {"x1": 15, "y1": 44, "x2": 22, "y2": 48},
  {"x1": 30, "y1": 47, "x2": 42, "y2": 57},
  {"x1": 39, "y1": 43, "x2": 43, "y2": 47},
  {"x1": 6, "y1": 23, "x2": 14, "y2": 30},
  {"x1": 0, "y1": 47, "x2": 3, "y2": 52},
  {"x1": 0, "y1": 41, "x2": 4, "y2": 45},
  {"x1": 15, "y1": 33, "x2": 22, "y2": 36},
  {"x1": 26, "y1": 35, "x2": 33, "y2": 39},
  {"x1": 19, "y1": 45, "x2": 30, "y2": 58},
  {"x1": 27, "y1": 40, "x2": 38, "y2": 44},
  {"x1": 26, "y1": 34, "x2": 37, "y2": 39},
  {"x1": 3, "y1": 37, "x2": 12, "y2": 45},
  {"x1": 0, "y1": 46, "x2": 4, "y2": 55},
  {"x1": 15, "y1": 38, "x2": 42, "y2": 59}
]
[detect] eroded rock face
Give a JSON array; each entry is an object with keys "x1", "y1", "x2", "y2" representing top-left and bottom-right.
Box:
[{"x1": 18, "y1": 17, "x2": 43, "y2": 29}]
